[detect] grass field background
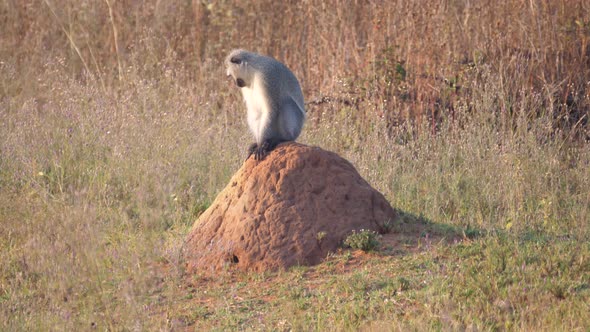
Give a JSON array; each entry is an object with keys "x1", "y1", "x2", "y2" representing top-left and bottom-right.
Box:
[{"x1": 1, "y1": 1, "x2": 589, "y2": 330}]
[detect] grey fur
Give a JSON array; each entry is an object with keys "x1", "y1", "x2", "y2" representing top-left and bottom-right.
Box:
[{"x1": 225, "y1": 49, "x2": 305, "y2": 160}]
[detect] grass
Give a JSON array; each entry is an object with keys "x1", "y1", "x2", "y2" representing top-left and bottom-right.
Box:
[{"x1": 1, "y1": 0, "x2": 589, "y2": 331}]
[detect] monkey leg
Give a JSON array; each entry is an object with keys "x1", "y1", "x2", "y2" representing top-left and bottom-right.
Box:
[
  {"x1": 248, "y1": 139, "x2": 287, "y2": 161},
  {"x1": 247, "y1": 143, "x2": 258, "y2": 160}
]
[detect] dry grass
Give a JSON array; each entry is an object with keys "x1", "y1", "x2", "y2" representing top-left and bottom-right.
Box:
[{"x1": 1, "y1": 0, "x2": 589, "y2": 330}]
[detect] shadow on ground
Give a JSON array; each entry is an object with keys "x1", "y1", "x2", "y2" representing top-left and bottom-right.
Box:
[{"x1": 379, "y1": 210, "x2": 482, "y2": 256}]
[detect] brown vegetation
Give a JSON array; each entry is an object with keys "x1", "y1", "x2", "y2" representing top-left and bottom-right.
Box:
[
  {"x1": 1, "y1": 1, "x2": 589, "y2": 330},
  {"x1": 2, "y1": 1, "x2": 589, "y2": 133}
]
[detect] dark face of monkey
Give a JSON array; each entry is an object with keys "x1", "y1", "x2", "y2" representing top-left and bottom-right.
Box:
[
  {"x1": 226, "y1": 50, "x2": 253, "y2": 89},
  {"x1": 230, "y1": 57, "x2": 246, "y2": 87}
]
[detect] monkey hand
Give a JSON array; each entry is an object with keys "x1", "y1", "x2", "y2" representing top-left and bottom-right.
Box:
[{"x1": 247, "y1": 141, "x2": 277, "y2": 161}]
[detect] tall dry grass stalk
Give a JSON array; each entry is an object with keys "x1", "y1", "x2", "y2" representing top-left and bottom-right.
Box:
[{"x1": 104, "y1": 0, "x2": 123, "y2": 81}]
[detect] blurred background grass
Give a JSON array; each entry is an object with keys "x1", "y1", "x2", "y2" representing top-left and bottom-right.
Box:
[{"x1": 1, "y1": 0, "x2": 589, "y2": 330}]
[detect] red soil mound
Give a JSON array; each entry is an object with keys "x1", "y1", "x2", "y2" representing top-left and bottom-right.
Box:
[{"x1": 183, "y1": 142, "x2": 397, "y2": 273}]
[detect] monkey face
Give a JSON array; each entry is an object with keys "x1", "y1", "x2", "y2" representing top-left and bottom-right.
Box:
[{"x1": 225, "y1": 49, "x2": 253, "y2": 88}]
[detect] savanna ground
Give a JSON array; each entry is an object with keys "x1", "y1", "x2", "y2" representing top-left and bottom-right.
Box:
[{"x1": 1, "y1": 1, "x2": 590, "y2": 330}]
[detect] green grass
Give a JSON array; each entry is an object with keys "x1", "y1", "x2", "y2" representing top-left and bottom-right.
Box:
[
  {"x1": 158, "y1": 234, "x2": 590, "y2": 331},
  {"x1": 1, "y1": 1, "x2": 589, "y2": 331}
]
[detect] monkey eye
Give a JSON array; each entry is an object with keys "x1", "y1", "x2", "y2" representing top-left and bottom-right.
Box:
[{"x1": 230, "y1": 57, "x2": 242, "y2": 64}]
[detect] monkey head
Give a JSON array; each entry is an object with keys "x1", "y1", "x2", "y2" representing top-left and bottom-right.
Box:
[{"x1": 225, "y1": 49, "x2": 255, "y2": 88}]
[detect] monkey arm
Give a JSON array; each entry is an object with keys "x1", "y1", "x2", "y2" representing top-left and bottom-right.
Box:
[{"x1": 249, "y1": 99, "x2": 284, "y2": 161}]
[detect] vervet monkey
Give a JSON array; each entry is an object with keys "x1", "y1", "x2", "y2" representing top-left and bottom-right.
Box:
[{"x1": 225, "y1": 49, "x2": 305, "y2": 160}]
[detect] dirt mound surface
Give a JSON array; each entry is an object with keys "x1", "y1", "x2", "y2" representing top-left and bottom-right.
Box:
[{"x1": 183, "y1": 142, "x2": 397, "y2": 273}]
